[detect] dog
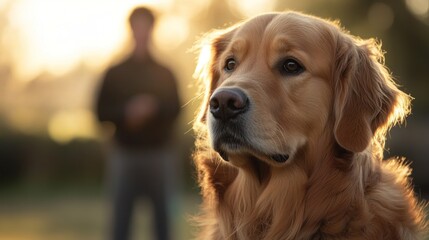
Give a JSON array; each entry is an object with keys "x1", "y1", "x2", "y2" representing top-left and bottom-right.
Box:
[{"x1": 192, "y1": 11, "x2": 427, "y2": 239}]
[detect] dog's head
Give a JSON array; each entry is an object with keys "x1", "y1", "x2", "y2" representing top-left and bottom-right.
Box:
[{"x1": 194, "y1": 12, "x2": 410, "y2": 168}]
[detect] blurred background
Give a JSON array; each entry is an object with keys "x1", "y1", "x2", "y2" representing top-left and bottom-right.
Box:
[{"x1": 0, "y1": 0, "x2": 428, "y2": 239}]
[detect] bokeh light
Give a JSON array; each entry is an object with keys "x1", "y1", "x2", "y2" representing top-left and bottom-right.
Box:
[
  {"x1": 405, "y1": 0, "x2": 429, "y2": 16},
  {"x1": 48, "y1": 109, "x2": 97, "y2": 144},
  {"x1": 367, "y1": 2, "x2": 394, "y2": 31}
]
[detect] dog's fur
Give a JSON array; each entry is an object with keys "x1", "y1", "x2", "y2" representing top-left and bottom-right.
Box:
[{"x1": 192, "y1": 12, "x2": 427, "y2": 239}]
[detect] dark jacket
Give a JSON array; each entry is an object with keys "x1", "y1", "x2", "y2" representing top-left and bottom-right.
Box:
[{"x1": 96, "y1": 55, "x2": 180, "y2": 148}]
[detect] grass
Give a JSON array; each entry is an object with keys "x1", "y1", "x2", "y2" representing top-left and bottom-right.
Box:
[{"x1": 0, "y1": 186, "x2": 200, "y2": 240}]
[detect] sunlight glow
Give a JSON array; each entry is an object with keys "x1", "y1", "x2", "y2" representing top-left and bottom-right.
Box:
[
  {"x1": 7, "y1": 0, "x2": 175, "y2": 81},
  {"x1": 193, "y1": 40, "x2": 212, "y2": 81},
  {"x1": 228, "y1": 0, "x2": 276, "y2": 17},
  {"x1": 153, "y1": 15, "x2": 189, "y2": 51},
  {"x1": 9, "y1": 0, "x2": 123, "y2": 80}
]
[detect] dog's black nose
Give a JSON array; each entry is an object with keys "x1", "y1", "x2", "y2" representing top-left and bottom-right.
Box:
[{"x1": 209, "y1": 88, "x2": 249, "y2": 121}]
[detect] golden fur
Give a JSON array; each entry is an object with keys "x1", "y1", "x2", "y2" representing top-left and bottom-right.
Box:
[{"x1": 192, "y1": 12, "x2": 427, "y2": 239}]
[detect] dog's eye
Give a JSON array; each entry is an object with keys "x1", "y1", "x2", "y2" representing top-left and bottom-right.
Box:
[
  {"x1": 280, "y1": 59, "x2": 304, "y2": 75},
  {"x1": 224, "y1": 58, "x2": 236, "y2": 72}
]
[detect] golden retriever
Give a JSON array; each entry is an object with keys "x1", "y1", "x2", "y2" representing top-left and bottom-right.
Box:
[{"x1": 192, "y1": 11, "x2": 427, "y2": 239}]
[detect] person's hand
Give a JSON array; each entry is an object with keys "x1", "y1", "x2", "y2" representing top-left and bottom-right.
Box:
[{"x1": 125, "y1": 94, "x2": 158, "y2": 130}]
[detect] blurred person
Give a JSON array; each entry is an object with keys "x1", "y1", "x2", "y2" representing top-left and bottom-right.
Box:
[{"x1": 96, "y1": 7, "x2": 180, "y2": 240}]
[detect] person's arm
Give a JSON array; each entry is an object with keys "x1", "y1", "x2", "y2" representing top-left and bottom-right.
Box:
[{"x1": 95, "y1": 69, "x2": 125, "y2": 126}]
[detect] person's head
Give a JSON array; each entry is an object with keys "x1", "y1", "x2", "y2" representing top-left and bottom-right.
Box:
[{"x1": 129, "y1": 7, "x2": 155, "y2": 55}]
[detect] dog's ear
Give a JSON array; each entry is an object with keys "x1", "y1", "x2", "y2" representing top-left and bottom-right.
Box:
[
  {"x1": 193, "y1": 26, "x2": 237, "y2": 123},
  {"x1": 333, "y1": 37, "x2": 411, "y2": 153}
]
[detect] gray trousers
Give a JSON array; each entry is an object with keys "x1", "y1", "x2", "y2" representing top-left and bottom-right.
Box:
[{"x1": 108, "y1": 145, "x2": 173, "y2": 240}]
